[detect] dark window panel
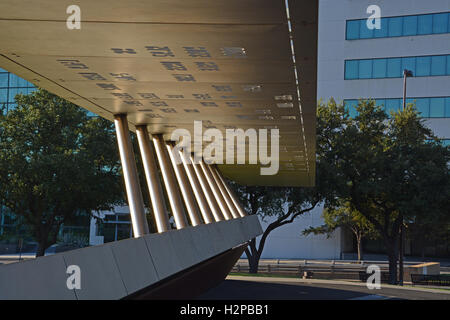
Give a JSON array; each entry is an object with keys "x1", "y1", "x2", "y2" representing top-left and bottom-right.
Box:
[
  {"x1": 387, "y1": 58, "x2": 402, "y2": 78},
  {"x1": 416, "y1": 56, "x2": 431, "y2": 76},
  {"x1": 416, "y1": 98, "x2": 430, "y2": 117},
  {"x1": 418, "y1": 14, "x2": 433, "y2": 34},
  {"x1": 388, "y1": 17, "x2": 403, "y2": 37},
  {"x1": 373, "y1": 59, "x2": 387, "y2": 78},
  {"x1": 374, "y1": 18, "x2": 389, "y2": 38},
  {"x1": 432, "y1": 13, "x2": 448, "y2": 34},
  {"x1": 403, "y1": 15, "x2": 418, "y2": 36},
  {"x1": 358, "y1": 60, "x2": 373, "y2": 79},
  {"x1": 430, "y1": 98, "x2": 446, "y2": 117},
  {"x1": 431, "y1": 55, "x2": 447, "y2": 76},
  {"x1": 346, "y1": 20, "x2": 360, "y2": 40},
  {"x1": 401, "y1": 57, "x2": 416, "y2": 75},
  {"x1": 345, "y1": 60, "x2": 359, "y2": 79},
  {"x1": 360, "y1": 20, "x2": 374, "y2": 39}
]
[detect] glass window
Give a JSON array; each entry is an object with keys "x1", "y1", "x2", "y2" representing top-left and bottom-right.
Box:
[
  {"x1": 0, "y1": 73, "x2": 8, "y2": 88},
  {"x1": 346, "y1": 20, "x2": 360, "y2": 40},
  {"x1": 8, "y1": 74, "x2": 21, "y2": 87},
  {"x1": 429, "y1": 98, "x2": 445, "y2": 117},
  {"x1": 359, "y1": 60, "x2": 372, "y2": 78},
  {"x1": 401, "y1": 57, "x2": 416, "y2": 75},
  {"x1": 431, "y1": 55, "x2": 446, "y2": 76},
  {"x1": 388, "y1": 17, "x2": 403, "y2": 37},
  {"x1": 448, "y1": 13, "x2": 450, "y2": 32},
  {"x1": 416, "y1": 98, "x2": 430, "y2": 117},
  {"x1": 403, "y1": 15, "x2": 418, "y2": 36},
  {"x1": 387, "y1": 58, "x2": 402, "y2": 78},
  {"x1": 416, "y1": 56, "x2": 431, "y2": 76},
  {"x1": 0, "y1": 88, "x2": 7, "y2": 104},
  {"x1": 373, "y1": 59, "x2": 387, "y2": 78},
  {"x1": 359, "y1": 20, "x2": 374, "y2": 38},
  {"x1": 386, "y1": 99, "x2": 401, "y2": 115},
  {"x1": 432, "y1": 13, "x2": 448, "y2": 34},
  {"x1": 418, "y1": 14, "x2": 433, "y2": 34},
  {"x1": 445, "y1": 98, "x2": 450, "y2": 117},
  {"x1": 375, "y1": 99, "x2": 386, "y2": 108},
  {"x1": 374, "y1": 18, "x2": 389, "y2": 38},
  {"x1": 345, "y1": 60, "x2": 359, "y2": 79},
  {"x1": 8, "y1": 88, "x2": 19, "y2": 103},
  {"x1": 447, "y1": 55, "x2": 450, "y2": 75},
  {"x1": 345, "y1": 100, "x2": 359, "y2": 118}
]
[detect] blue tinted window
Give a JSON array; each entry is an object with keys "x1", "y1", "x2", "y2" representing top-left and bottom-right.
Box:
[
  {"x1": 442, "y1": 140, "x2": 450, "y2": 147},
  {"x1": 8, "y1": 88, "x2": 19, "y2": 102},
  {"x1": 432, "y1": 13, "x2": 448, "y2": 34},
  {"x1": 387, "y1": 58, "x2": 402, "y2": 78},
  {"x1": 416, "y1": 98, "x2": 430, "y2": 117},
  {"x1": 416, "y1": 56, "x2": 431, "y2": 76},
  {"x1": 430, "y1": 98, "x2": 446, "y2": 117},
  {"x1": 445, "y1": 98, "x2": 450, "y2": 117},
  {"x1": 0, "y1": 88, "x2": 7, "y2": 103},
  {"x1": 373, "y1": 59, "x2": 387, "y2": 78},
  {"x1": 360, "y1": 20, "x2": 374, "y2": 38},
  {"x1": 447, "y1": 55, "x2": 450, "y2": 75},
  {"x1": 418, "y1": 15, "x2": 433, "y2": 34},
  {"x1": 403, "y1": 15, "x2": 418, "y2": 36},
  {"x1": 374, "y1": 18, "x2": 389, "y2": 38},
  {"x1": 9, "y1": 74, "x2": 21, "y2": 87},
  {"x1": 375, "y1": 99, "x2": 386, "y2": 108},
  {"x1": 386, "y1": 99, "x2": 401, "y2": 115},
  {"x1": 388, "y1": 17, "x2": 403, "y2": 37},
  {"x1": 401, "y1": 57, "x2": 416, "y2": 75},
  {"x1": 345, "y1": 100, "x2": 359, "y2": 118},
  {"x1": 359, "y1": 60, "x2": 372, "y2": 78},
  {"x1": 345, "y1": 60, "x2": 359, "y2": 79},
  {"x1": 346, "y1": 20, "x2": 360, "y2": 39},
  {"x1": 0, "y1": 73, "x2": 8, "y2": 88},
  {"x1": 431, "y1": 55, "x2": 446, "y2": 76}
]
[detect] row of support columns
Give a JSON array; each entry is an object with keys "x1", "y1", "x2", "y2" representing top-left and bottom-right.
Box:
[{"x1": 114, "y1": 114, "x2": 246, "y2": 237}]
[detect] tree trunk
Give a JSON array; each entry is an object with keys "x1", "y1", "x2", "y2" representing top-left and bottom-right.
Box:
[
  {"x1": 356, "y1": 235, "x2": 364, "y2": 261},
  {"x1": 248, "y1": 254, "x2": 260, "y2": 274},
  {"x1": 245, "y1": 239, "x2": 261, "y2": 274},
  {"x1": 35, "y1": 240, "x2": 47, "y2": 257},
  {"x1": 386, "y1": 242, "x2": 399, "y2": 285}
]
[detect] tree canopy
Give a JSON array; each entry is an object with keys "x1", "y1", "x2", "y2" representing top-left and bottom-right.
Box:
[{"x1": 0, "y1": 89, "x2": 124, "y2": 256}]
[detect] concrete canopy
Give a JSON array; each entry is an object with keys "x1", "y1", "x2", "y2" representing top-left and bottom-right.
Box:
[{"x1": 0, "y1": 0, "x2": 317, "y2": 186}]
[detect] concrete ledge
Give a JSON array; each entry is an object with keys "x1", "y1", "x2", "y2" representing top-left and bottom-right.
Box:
[{"x1": 0, "y1": 215, "x2": 262, "y2": 299}]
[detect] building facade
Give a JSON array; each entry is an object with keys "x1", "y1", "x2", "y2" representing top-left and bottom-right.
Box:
[{"x1": 259, "y1": 0, "x2": 450, "y2": 259}]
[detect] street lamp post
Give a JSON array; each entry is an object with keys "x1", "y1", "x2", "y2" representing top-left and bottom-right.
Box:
[{"x1": 399, "y1": 69, "x2": 413, "y2": 286}]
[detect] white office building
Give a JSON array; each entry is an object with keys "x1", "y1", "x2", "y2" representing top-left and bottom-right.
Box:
[{"x1": 259, "y1": 0, "x2": 450, "y2": 259}]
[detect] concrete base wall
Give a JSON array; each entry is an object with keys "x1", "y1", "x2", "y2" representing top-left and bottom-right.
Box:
[{"x1": 0, "y1": 215, "x2": 262, "y2": 300}]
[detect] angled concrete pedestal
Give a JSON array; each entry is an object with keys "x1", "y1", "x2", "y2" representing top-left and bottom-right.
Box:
[{"x1": 0, "y1": 215, "x2": 262, "y2": 300}]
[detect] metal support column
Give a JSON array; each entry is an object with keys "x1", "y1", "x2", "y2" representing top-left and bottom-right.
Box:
[
  {"x1": 210, "y1": 166, "x2": 240, "y2": 219},
  {"x1": 153, "y1": 134, "x2": 188, "y2": 229},
  {"x1": 215, "y1": 168, "x2": 247, "y2": 217},
  {"x1": 200, "y1": 160, "x2": 233, "y2": 220},
  {"x1": 136, "y1": 125, "x2": 170, "y2": 232},
  {"x1": 179, "y1": 152, "x2": 215, "y2": 224},
  {"x1": 167, "y1": 143, "x2": 203, "y2": 226},
  {"x1": 113, "y1": 114, "x2": 149, "y2": 237},
  {"x1": 192, "y1": 158, "x2": 225, "y2": 222}
]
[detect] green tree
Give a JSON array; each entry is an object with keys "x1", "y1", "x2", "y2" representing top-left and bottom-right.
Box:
[
  {"x1": 303, "y1": 201, "x2": 378, "y2": 261},
  {"x1": 319, "y1": 99, "x2": 450, "y2": 284},
  {"x1": 0, "y1": 89, "x2": 124, "y2": 256},
  {"x1": 231, "y1": 184, "x2": 321, "y2": 273}
]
